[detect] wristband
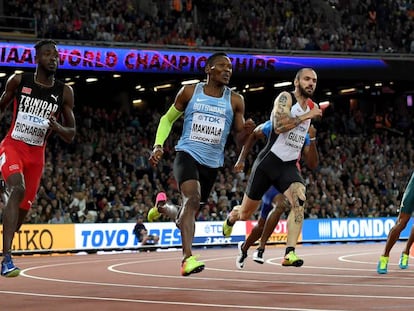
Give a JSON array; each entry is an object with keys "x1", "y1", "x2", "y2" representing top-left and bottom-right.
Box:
[{"x1": 310, "y1": 137, "x2": 316, "y2": 141}]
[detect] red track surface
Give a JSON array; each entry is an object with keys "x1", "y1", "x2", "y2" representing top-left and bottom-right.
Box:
[{"x1": 1, "y1": 242, "x2": 413, "y2": 311}]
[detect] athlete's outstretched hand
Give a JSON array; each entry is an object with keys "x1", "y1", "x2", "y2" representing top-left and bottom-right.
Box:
[
  {"x1": 233, "y1": 158, "x2": 245, "y2": 173},
  {"x1": 149, "y1": 145, "x2": 164, "y2": 167}
]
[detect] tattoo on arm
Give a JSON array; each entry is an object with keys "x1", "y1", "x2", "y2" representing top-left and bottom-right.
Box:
[
  {"x1": 276, "y1": 95, "x2": 289, "y2": 115},
  {"x1": 274, "y1": 94, "x2": 290, "y2": 131},
  {"x1": 279, "y1": 94, "x2": 288, "y2": 104}
]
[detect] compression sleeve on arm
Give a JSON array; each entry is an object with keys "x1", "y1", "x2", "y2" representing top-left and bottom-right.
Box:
[{"x1": 154, "y1": 105, "x2": 183, "y2": 147}]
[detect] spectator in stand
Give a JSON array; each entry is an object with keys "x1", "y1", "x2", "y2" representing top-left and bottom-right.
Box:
[
  {"x1": 133, "y1": 214, "x2": 159, "y2": 246},
  {"x1": 4, "y1": 0, "x2": 413, "y2": 53},
  {"x1": 49, "y1": 209, "x2": 65, "y2": 224}
]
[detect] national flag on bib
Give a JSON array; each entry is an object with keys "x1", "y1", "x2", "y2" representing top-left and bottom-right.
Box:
[{"x1": 22, "y1": 87, "x2": 32, "y2": 95}]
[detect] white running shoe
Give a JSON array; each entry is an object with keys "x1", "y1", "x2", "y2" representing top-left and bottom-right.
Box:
[
  {"x1": 236, "y1": 241, "x2": 247, "y2": 269},
  {"x1": 252, "y1": 248, "x2": 265, "y2": 264}
]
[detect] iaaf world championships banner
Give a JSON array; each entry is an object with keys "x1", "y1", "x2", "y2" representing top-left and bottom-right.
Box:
[{"x1": 0, "y1": 42, "x2": 388, "y2": 75}]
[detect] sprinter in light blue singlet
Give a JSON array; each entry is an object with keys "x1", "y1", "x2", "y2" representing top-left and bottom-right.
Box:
[
  {"x1": 378, "y1": 172, "x2": 414, "y2": 274},
  {"x1": 175, "y1": 82, "x2": 233, "y2": 168},
  {"x1": 149, "y1": 52, "x2": 255, "y2": 276}
]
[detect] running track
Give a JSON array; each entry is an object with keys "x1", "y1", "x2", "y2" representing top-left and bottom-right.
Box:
[{"x1": 1, "y1": 242, "x2": 413, "y2": 311}]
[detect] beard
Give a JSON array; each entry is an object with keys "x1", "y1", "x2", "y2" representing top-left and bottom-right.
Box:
[
  {"x1": 45, "y1": 67, "x2": 57, "y2": 75},
  {"x1": 298, "y1": 84, "x2": 313, "y2": 98}
]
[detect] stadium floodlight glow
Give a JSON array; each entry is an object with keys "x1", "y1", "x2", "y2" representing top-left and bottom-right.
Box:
[
  {"x1": 86, "y1": 77, "x2": 98, "y2": 83},
  {"x1": 375, "y1": 82, "x2": 382, "y2": 87},
  {"x1": 339, "y1": 88, "x2": 356, "y2": 94},
  {"x1": 65, "y1": 77, "x2": 72, "y2": 81},
  {"x1": 154, "y1": 83, "x2": 173, "y2": 91},
  {"x1": 181, "y1": 79, "x2": 200, "y2": 85},
  {"x1": 14, "y1": 70, "x2": 23, "y2": 74},
  {"x1": 248, "y1": 86, "x2": 265, "y2": 92},
  {"x1": 325, "y1": 91, "x2": 332, "y2": 96},
  {"x1": 135, "y1": 84, "x2": 141, "y2": 89},
  {"x1": 113, "y1": 74, "x2": 121, "y2": 78},
  {"x1": 274, "y1": 81, "x2": 292, "y2": 88},
  {"x1": 67, "y1": 81, "x2": 75, "y2": 86},
  {"x1": 133, "y1": 99, "x2": 142, "y2": 104},
  {"x1": 0, "y1": 73, "x2": 6, "y2": 78}
]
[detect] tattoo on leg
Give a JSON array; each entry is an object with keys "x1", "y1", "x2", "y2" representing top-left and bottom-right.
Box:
[
  {"x1": 293, "y1": 199, "x2": 305, "y2": 223},
  {"x1": 294, "y1": 209, "x2": 304, "y2": 223}
]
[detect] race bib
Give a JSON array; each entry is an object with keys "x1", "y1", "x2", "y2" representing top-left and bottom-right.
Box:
[
  {"x1": 11, "y1": 111, "x2": 49, "y2": 146},
  {"x1": 285, "y1": 130, "x2": 306, "y2": 150},
  {"x1": 189, "y1": 112, "x2": 225, "y2": 144}
]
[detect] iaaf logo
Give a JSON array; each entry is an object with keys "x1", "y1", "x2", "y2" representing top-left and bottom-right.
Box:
[{"x1": 318, "y1": 219, "x2": 396, "y2": 238}]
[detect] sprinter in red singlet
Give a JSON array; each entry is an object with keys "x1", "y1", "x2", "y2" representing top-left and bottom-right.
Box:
[{"x1": 0, "y1": 39, "x2": 76, "y2": 277}]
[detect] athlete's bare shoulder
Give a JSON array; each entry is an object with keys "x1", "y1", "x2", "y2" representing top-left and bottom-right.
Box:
[
  {"x1": 63, "y1": 83, "x2": 74, "y2": 108},
  {"x1": 230, "y1": 89, "x2": 244, "y2": 112},
  {"x1": 0, "y1": 73, "x2": 22, "y2": 111},
  {"x1": 273, "y1": 91, "x2": 293, "y2": 116},
  {"x1": 174, "y1": 84, "x2": 196, "y2": 111}
]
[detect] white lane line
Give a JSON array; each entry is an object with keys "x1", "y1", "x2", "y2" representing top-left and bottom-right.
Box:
[{"x1": 0, "y1": 290, "x2": 341, "y2": 311}]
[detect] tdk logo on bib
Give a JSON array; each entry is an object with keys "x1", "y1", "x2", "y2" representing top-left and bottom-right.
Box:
[
  {"x1": 198, "y1": 115, "x2": 221, "y2": 123},
  {"x1": 23, "y1": 114, "x2": 48, "y2": 125}
]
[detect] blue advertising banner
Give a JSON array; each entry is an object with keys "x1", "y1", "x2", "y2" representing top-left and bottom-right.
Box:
[
  {"x1": 0, "y1": 42, "x2": 388, "y2": 74},
  {"x1": 302, "y1": 217, "x2": 413, "y2": 242}
]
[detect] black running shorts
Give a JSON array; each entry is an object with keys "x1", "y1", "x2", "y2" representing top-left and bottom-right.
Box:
[{"x1": 173, "y1": 151, "x2": 219, "y2": 203}]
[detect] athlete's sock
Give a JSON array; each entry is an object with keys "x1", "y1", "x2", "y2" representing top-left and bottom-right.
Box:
[{"x1": 285, "y1": 246, "x2": 295, "y2": 255}]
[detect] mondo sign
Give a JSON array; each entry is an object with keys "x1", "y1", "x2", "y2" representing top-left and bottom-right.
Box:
[{"x1": 0, "y1": 42, "x2": 388, "y2": 75}]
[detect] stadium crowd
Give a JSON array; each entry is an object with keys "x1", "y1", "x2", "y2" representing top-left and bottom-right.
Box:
[
  {"x1": 0, "y1": 0, "x2": 413, "y2": 225},
  {"x1": 0, "y1": 97, "x2": 411, "y2": 225},
  {"x1": 4, "y1": 0, "x2": 414, "y2": 53}
]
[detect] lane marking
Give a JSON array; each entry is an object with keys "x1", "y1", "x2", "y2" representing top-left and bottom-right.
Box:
[{"x1": 0, "y1": 290, "x2": 340, "y2": 311}]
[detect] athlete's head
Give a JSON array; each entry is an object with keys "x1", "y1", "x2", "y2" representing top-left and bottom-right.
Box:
[
  {"x1": 205, "y1": 52, "x2": 232, "y2": 85},
  {"x1": 34, "y1": 39, "x2": 59, "y2": 74},
  {"x1": 294, "y1": 68, "x2": 317, "y2": 99}
]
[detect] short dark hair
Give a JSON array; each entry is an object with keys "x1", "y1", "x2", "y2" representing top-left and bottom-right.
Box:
[
  {"x1": 206, "y1": 52, "x2": 228, "y2": 68},
  {"x1": 34, "y1": 39, "x2": 57, "y2": 53},
  {"x1": 295, "y1": 67, "x2": 315, "y2": 81}
]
